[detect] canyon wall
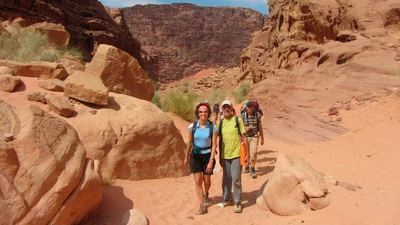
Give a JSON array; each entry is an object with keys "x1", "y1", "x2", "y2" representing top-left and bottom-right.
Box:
[{"x1": 123, "y1": 3, "x2": 266, "y2": 83}]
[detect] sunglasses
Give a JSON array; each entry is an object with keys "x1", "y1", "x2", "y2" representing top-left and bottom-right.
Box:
[{"x1": 199, "y1": 110, "x2": 208, "y2": 113}]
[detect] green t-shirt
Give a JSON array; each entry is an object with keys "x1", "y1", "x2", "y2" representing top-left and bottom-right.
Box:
[{"x1": 218, "y1": 116, "x2": 246, "y2": 159}]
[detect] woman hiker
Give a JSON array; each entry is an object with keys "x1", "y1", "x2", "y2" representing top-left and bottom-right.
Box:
[{"x1": 184, "y1": 102, "x2": 218, "y2": 215}]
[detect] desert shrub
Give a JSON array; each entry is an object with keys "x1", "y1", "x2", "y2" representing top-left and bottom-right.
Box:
[
  {"x1": 101, "y1": 172, "x2": 116, "y2": 186},
  {"x1": 0, "y1": 24, "x2": 83, "y2": 62},
  {"x1": 57, "y1": 46, "x2": 84, "y2": 60},
  {"x1": 161, "y1": 87, "x2": 198, "y2": 122},
  {"x1": 206, "y1": 88, "x2": 228, "y2": 105},
  {"x1": 0, "y1": 25, "x2": 59, "y2": 62},
  {"x1": 151, "y1": 91, "x2": 162, "y2": 109},
  {"x1": 234, "y1": 82, "x2": 252, "y2": 103}
]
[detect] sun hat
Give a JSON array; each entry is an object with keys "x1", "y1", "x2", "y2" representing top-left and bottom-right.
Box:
[{"x1": 221, "y1": 99, "x2": 232, "y2": 106}]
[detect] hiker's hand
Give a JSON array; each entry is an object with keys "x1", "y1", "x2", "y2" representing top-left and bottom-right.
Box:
[
  {"x1": 206, "y1": 162, "x2": 213, "y2": 172},
  {"x1": 184, "y1": 157, "x2": 189, "y2": 166}
]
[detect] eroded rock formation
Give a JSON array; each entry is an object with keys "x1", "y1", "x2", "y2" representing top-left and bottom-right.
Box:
[
  {"x1": 0, "y1": 100, "x2": 102, "y2": 225},
  {"x1": 239, "y1": 0, "x2": 400, "y2": 143}
]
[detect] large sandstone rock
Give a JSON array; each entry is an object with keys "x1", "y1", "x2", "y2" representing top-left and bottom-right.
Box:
[
  {"x1": 45, "y1": 93, "x2": 74, "y2": 117},
  {"x1": 0, "y1": 99, "x2": 101, "y2": 225},
  {"x1": 66, "y1": 92, "x2": 188, "y2": 180},
  {"x1": 64, "y1": 71, "x2": 109, "y2": 106},
  {"x1": 49, "y1": 159, "x2": 102, "y2": 225},
  {"x1": 85, "y1": 44, "x2": 154, "y2": 101},
  {"x1": 25, "y1": 21, "x2": 70, "y2": 47},
  {"x1": 257, "y1": 153, "x2": 330, "y2": 215},
  {"x1": 37, "y1": 78, "x2": 65, "y2": 92},
  {"x1": 0, "y1": 74, "x2": 22, "y2": 92},
  {"x1": 0, "y1": 60, "x2": 68, "y2": 80},
  {"x1": 0, "y1": 0, "x2": 141, "y2": 61},
  {"x1": 123, "y1": 3, "x2": 265, "y2": 83}
]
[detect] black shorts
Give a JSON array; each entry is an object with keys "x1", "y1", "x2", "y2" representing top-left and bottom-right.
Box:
[{"x1": 190, "y1": 152, "x2": 216, "y2": 175}]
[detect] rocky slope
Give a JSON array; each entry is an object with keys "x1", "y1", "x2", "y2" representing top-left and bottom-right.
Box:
[
  {"x1": 123, "y1": 3, "x2": 266, "y2": 83},
  {"x1": 238, "y1": 0, "x2": 400, "y2": 144},
  {"x1": 0, "y1": 0, "x2": 141, "y2": 61}
]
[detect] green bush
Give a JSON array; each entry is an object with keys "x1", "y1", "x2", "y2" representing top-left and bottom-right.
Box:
[
  {"x1": 234, "y1": 82, "x2": 252, "y2": 103},
  {"x1": 151, "y1": 91, "x2": 162, "y2": 109},
  {"x1": 161, "y1": 87, "x2": 198, "y2": 122},
  {"x1": 0, "y1": 24, "x2": 83, "y2": 62},
  {"x1": 206, "y1": 88, "x2": 228, "y2": 105},
  {"x1": 0, "y1": 25, "x2": 59, "y2": 62},
  {"x1": 57, "y1": 46, "x2": 84, "y2": 60}
]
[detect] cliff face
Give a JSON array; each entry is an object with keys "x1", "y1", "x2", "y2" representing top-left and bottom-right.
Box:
[
  {"x1": 123, "y1": 3, "x2": 265, "y2": 83},
  {"x1": 240, "y1": 0, "x2": 400, "y2": 83},
  {"x1": 239, "y1": 0, "x2": 400, "y2": 143},
  {"x1": 0, "y1": 0, "x2": 141, "y2": 61}
]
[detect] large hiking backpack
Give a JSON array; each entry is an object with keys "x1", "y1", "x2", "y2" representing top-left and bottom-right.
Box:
[
  {"x1": 241, "y1": 110, "x2": 260, "y2": 132},
  {"x1": 213, "y1": 104, "x2": 219, "y2": 113}
]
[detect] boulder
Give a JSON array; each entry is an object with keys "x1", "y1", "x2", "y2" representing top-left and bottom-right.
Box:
[
  {"x1": 49, "y1": 159, "x2": 102, "y2": 225},
  {"x1": 64, "y1": 71, "x2": 109, "y2": 106},
  {"x1": 85, "y1": 44, "x2": 154, "y2": 101},
  {"x1": 27, "y1": 22, "x2": 71, "y2": 47},
  {"x1": 0, "y1": 66, "x2": 14, "y2": 75},
  {"x1": 0, "y1": 99, "x2": 101, "y2": 225},
  {"x1": 0, "y1": 74, "x2": 22, "y2": 92},
  {"x1": 45, "y1": 93, "x2": 74, "y2": 117},
  {"x1": 26, "y1": 90, "x2": 47, "y2": 104},
  {"x1": 60, "y1": 52, "x2": 86, "y2": 75},
  {"x1": 0, "y1": 60, "x2": 68, "y2": 80},
  {"x1": 121, "y1": 209, "x2": 149, "y2": 225},
  {"x1": 38, "y1": 78, "x2": 65, "y2": 92},
  {"x1": 257, "y1": 153, "x2": 330, "y2": 216},
  {"x1": 67, "y1": 92, "x2": 188, "y2": 180}
]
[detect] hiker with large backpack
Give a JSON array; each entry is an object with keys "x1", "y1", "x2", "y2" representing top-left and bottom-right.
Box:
[
  {"x1": 213, "y1": 102, "x2": 219, "y2": 123},
  {"x1": 184, "y1": 102, "x2": 218, "y2": 215},
  {"x1": 241, "y1": 101, "x2": 264, "y2": 178},
  {"x1": 217, "y1": 99, "x2": 249, "y2": 213}
]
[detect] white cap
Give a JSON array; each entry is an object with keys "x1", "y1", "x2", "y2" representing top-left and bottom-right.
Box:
[{"x1": 221, "y1": 99, "x2": 232, "y2": 107}]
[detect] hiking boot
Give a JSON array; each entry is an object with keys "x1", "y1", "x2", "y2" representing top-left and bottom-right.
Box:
[
  {"x1": 219, "y1": 199, "x2": 232, "y2": 207},
  {"x1": 250, "y1": 167, "x2": 257, "y2": 178},
  {"x1": 195, "y1": 204, "x2": 207, "y2": 215},
  {"x1": 234, "y1": 203, "x2": 242, "y2": 213},
  {"x1": 243, "y1": 166, "x2": 249, "y2": 173},
  {"x1": 203, "y1": 193, "x2": 210, "y2": 206}
]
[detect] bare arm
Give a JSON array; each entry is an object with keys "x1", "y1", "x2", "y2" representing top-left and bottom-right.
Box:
[
  {"x1": 184, "y1": 129, "x2": 193, "y2": 166},
  {"x1": 258, "y1": 122, "x2": 264, "y2": 146}
]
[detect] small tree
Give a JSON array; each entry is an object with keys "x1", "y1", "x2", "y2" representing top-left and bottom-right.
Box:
[
  {"x1": 161, "y1": 87, "x2": 198, "y2": 122},
  {"x1": 206, "y1": 88, "x2": 228, "y2": 105},
  {"x1": 234, "y1": 82, "x2": 252, "y2": 103}
]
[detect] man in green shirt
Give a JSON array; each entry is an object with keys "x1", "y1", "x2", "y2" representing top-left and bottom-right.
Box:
[{"x1": 218, "y1": 99, "x2": 249, "y2": 213}]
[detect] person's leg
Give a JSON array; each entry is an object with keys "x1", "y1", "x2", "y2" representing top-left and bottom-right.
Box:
[
  {"x1": 203, "y1": 174, "x2": 211, "y2": 205},
  {"x1": 221, "y1": 158, "x2": 232, "y2": 202},
  {"x1": 231, "y1": 157, "x2": 242, "y2": 205},
  {"x1": 249, "y1": 137, "x2": 259, "y2": 178},
  {"x1": 194, "y1": 172, "x2": 207, "y2": 214},
  {"x1": 194, "y1": 172, "x2": 204, "y2": 205}
]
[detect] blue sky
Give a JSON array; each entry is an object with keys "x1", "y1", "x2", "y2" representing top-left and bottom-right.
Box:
[{"x1": 98, "y1": 0, "x2": 269, "y2": 15}]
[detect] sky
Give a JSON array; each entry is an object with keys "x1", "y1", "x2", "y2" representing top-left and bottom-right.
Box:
[{"x1": 98, "y1": 0, "x2": 269, "y2": 15}]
